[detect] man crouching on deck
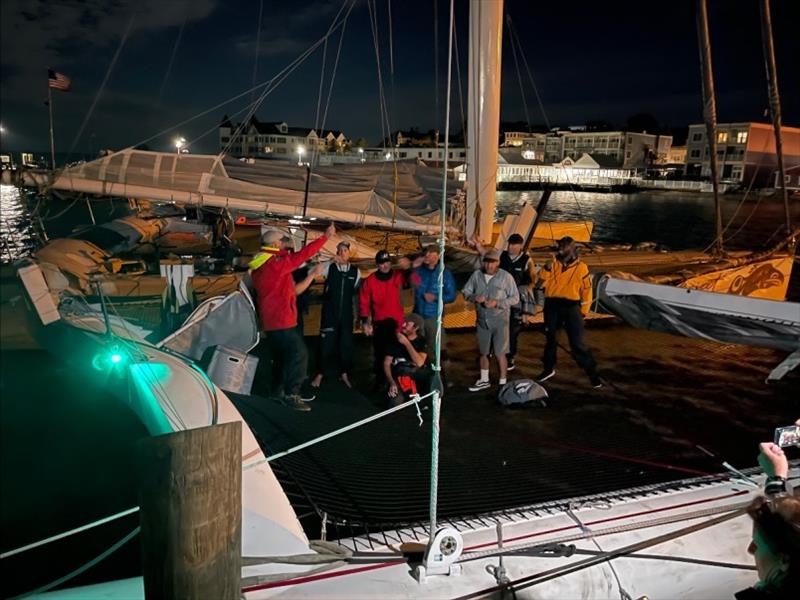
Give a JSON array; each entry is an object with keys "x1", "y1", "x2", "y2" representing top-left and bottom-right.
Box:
[
  {"x1": 250, "y1": 223, "x2": 334, "y2": 411},
  {"x1": 384, "y1": 313, "x2": 430, "y2": 406}
]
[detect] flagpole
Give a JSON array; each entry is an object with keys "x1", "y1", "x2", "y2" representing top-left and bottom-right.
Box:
[{"x1": 47, "y1": 75, "x2": 56, "y2": 171}]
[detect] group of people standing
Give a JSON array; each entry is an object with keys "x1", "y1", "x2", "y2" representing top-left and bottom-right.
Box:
[{"x1": 249, "y1": 223, "x2": 602, "y2": 411}]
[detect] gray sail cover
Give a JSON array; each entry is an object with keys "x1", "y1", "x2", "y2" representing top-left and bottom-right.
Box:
[
  {"x1": 159, "y1": 286, "x2": 259, "y2": 361},
  {"x1": 596, "y1": 275, "x2": 800, "y2": 352},
  {"x1": 48, "y1": 150, "x2": 463, "y2": 231}
]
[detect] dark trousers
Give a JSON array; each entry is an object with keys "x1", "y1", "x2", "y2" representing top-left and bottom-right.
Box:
[
  {"x1": 319, "y1": 323, "x2": 354, "y2": 376},
  {"x1": 264, "y1": 327, "x2": 308, "y2": 397},
  {"x1": 508, "y1": 309, "x2": 523, "y2": 360},
  {"x1": 372, "y1": 318, "x2": 398, "y2": 380},
  {"x1": 543, "y1": 298, "x2": 597, "y2": 376}
]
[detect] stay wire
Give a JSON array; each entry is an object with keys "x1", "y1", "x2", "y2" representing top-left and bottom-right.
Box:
[
  {"x1": 157, "y1": 10, "x2": 188, "y2": 107},
  {"x1": 66, "y1": 12, "x2": 136, "y2": 162},
  {"x1": 250, "y1": 0, "x2": 265, "y2": 105},
  {"x1": 120, "y1": 1, "x2": 353, "y2": 160}
]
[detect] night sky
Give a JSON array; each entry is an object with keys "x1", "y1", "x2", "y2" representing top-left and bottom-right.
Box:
[{"x1": 1, "y1": 0, "x2": 798, "y2": 155}]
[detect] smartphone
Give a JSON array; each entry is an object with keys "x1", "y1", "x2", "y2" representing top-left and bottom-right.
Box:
[{"x1": 774, "y1": 425, "x2": 800, "y2": 448}]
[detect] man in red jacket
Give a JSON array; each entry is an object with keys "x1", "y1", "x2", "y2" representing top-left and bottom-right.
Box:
[
  {"x1": 359, "y1": 250, "x2": 418, "y2": 387},
  {"x1": 250, "y1": 223, "x2": 334, "y2": 411}
]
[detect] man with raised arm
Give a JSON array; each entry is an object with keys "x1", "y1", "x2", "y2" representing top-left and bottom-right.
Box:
[{"x1": 250, "y1": 223, "x2": 334, "y2": 411}]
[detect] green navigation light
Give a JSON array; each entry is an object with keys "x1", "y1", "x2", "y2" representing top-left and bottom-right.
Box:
[{"x1": 92, "y1": 345, "x2": 127, "y2": 371}]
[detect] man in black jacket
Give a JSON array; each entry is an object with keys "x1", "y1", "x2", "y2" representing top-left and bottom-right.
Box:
[{"x1": 311, "y1": 241, "x2": 360, "y2": 388}]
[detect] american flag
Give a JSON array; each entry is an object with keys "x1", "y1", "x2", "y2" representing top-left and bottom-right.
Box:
[{"x1": 48, "y1": 69, "x2": 71, "y2": 92}]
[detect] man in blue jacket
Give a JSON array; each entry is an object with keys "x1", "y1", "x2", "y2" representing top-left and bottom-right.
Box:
[{"x1": 411, "y1": 244, "x2": 457, "y2": 363}]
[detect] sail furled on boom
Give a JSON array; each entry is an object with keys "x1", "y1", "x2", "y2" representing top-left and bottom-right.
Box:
[{"x1": 32, "y1": 150, "x2": 464, "y2": 233}]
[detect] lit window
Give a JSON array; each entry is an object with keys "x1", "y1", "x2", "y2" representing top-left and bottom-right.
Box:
[
  {"x1": 736, "y1": 131, "x2": 748, "y2": 144},
  {"x1": 717, "y1": 132, "x2": 728, "y2": 143}
]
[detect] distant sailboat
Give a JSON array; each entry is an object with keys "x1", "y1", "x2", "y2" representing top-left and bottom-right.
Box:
[{"x1": 596, "y1": 0, "x2": 799, "y2": 380}]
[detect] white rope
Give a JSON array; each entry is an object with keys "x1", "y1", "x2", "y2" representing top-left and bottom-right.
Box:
[
  {"x1": 243, "y1": 391, "x2": 434, "y2": 470},
  {"x1": 1, "y1": 506, "x2": 139, "y2": 559},
  {"x1": 428, "y1": 0, "x2": 455, "y2": 542},
  {"x1": 9, "y1": 527, "x2": 140, "y2": 599}
]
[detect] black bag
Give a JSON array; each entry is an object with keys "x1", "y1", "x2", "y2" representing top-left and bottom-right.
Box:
[{"x1": 498, "y1": 379, "x2": 548, "y2": 408}]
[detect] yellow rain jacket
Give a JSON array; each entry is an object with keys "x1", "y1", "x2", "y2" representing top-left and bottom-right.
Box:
[{"x1": 539, "y1": 258, "x2": 593, "y2": 316}]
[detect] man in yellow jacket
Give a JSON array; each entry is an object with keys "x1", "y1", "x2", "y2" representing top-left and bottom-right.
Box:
[{"x1": 537, "y1": 236, "x2": 602, "y2": 388}]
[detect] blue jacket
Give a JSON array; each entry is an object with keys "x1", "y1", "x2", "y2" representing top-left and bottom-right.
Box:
[{"x1": 412, "y1": 264, "x2": 457, "y2": 319}]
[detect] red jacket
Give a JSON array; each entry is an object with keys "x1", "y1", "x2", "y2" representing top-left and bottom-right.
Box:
[
  {"x1": 359, "y1": 269, "x2": 406, "y2": 327},
  {"x1": 251, "y1": 236, "x2": 327, "y2": 331}
]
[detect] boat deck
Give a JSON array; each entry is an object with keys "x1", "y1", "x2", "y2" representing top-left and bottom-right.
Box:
[{"x1": 229, "y1": 322, "x2": 799, "y2": 540}]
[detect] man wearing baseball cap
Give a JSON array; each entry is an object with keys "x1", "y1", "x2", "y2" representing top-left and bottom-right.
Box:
[
  {"x1": 249, "y1": 223, "x2": 334, "y2": 411},
  {"x1": 462, "y1": 248, "x2": 520, "y2": 391},
  {"x1": 472, "y1": 233, "x2": 537, "y2": 371},
  {"x1": 359, "y1": 249, "x2": 419, "y2": 387}
]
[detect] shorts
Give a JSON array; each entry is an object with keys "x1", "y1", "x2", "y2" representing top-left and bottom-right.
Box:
[{"x1": 476, "y1": 316, "x2": 509, "y2": 356}]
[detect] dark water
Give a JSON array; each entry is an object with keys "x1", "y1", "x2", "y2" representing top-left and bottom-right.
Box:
[
  {"x1": 497, "y1": 189, "x2": 798, "y2": 251},
  {"x1": 2, "y1": 185, "x2": 796, "y2": 264}
]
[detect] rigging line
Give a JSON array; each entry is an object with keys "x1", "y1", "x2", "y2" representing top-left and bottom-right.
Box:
[
  {"x1": 507, "y1": 13, "x2": 598, "y2": 258},
  {"x1": 217, "y1": 0, "x2": 352, "y2": 164},
  {"x1": 452, "y1": 12, "x2": 466, "y2": 138},
  {"x1": 513, "y1": 16, "x2": 550, "y2": 131},
  {"x1": 506, "y1": 14, "x2": 532, "y2": 132},
  {"x1": 388, "y1": 0, "x2": 395, "y2": 76},
  {"x1": 250, "y1": 0, "x2": 265, "y2": 106},
  {"x1": 313, "y1": 37, "x2": 329, "y2": 164},
  {"x1": 0, "y1": 506, "x2": 140, "y2": 559},
  {"x1": 434, "y1": 0, "x2": 440, "y2": 132},
  {"x1": 319, "y1": 4, "x2": 353, "y2": 139},
  {"x1": 366, "y1": 0, "x2": 392, "y2": 148},
  {"x1": 157, "y1": 10, "x2": 188, "y2": 107},
  {"x1": 66, "y1": 12, "x2": 136, "y2": 162},
  {"x1": 8, "y1": 528, "x2": 141, "y2": 600},
  {"x1": 123, "y1": 4, "x2": 352, "y2": 159}
]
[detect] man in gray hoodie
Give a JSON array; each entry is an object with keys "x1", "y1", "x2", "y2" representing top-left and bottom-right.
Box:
[{"x1": 462, "y1": 249, "x2": 520, "y2": 391}]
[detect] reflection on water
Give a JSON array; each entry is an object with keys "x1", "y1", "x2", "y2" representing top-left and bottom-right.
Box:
[
  {"x1": 0, "y1": 185, "x2": 36, "y2": 262},
  {"x1": 497, "y1": 190, "x2": 798, "y2": 251}
]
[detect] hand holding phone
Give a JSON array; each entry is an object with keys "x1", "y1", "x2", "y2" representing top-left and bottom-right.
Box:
[{"x1": 774, "y1": 424, "x2": 800, "y2": 448}]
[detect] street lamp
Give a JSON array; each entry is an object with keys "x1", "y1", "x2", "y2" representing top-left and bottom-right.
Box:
[
  {"x1": 358, "y1": 147, "x2": 365, "y2": 163},
  {"x1": 297, "y1": 146, "x2": 305, "y2": 166},
  {"x1": 174, "y1": 136, "x2": 187, "y2": 154}
]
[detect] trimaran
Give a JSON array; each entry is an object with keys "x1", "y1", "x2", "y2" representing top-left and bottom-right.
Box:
[{"x1": 6, "y1": 0, "x2": 797, "y2": 598}]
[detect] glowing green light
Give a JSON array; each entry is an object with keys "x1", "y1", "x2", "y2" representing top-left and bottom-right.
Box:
[{"x1": 92, "y1": 345, "x2": 127, "y2": 370}]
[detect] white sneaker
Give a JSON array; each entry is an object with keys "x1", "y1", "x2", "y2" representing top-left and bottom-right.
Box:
[{"x1": 468, "y1": 379, "x2": 491, "y2": 392}]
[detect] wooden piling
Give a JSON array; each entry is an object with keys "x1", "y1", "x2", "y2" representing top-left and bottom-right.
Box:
[{"x1": 137, "y1": 422, "x2": 242, "y2": 600}]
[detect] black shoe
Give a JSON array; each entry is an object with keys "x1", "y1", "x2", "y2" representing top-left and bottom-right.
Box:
[
  {"x1": 590, "y1": 375, "x2": 603, "y2": 389},
  {"x1": 299, "y1": 383, "x2": 316, "y2": 402},
  {"x1": 507, "y1": 358, "x2": 516, "y2": 372},
  {"x1": 536, "y1": 369, "x2": 556, "y2": 383}
]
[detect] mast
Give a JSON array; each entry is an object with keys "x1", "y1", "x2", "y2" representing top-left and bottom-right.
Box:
[
  {"x1": 465, "y1": 0, "x2": 503, "y2": 243},
  {"x1": 47, "y1": 78, "x2": 56, "y2": 171},
  {"x1": 696, "y1": 0, "x2": 723, "y2": 255},
  {"x1": 759, "y1": 0, "x2": 791, "y2": 236}
]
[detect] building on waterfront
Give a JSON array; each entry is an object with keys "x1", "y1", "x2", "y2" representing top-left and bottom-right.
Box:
[
  {"x1": 684, "y1": 122, "x2": 800, "y2": 187},
  {"x1": 502, "y1": 130, "x2": 672, "y2": 169},
  {"x1": 219, "y1": 116, "x2": 348, "y2": 161},
  {"x1": 667, "y1": 145, "x2": 687, "y2": 165},
  {"x1": 454, "y1": 151, "x2": 635, "y2": 189}
]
